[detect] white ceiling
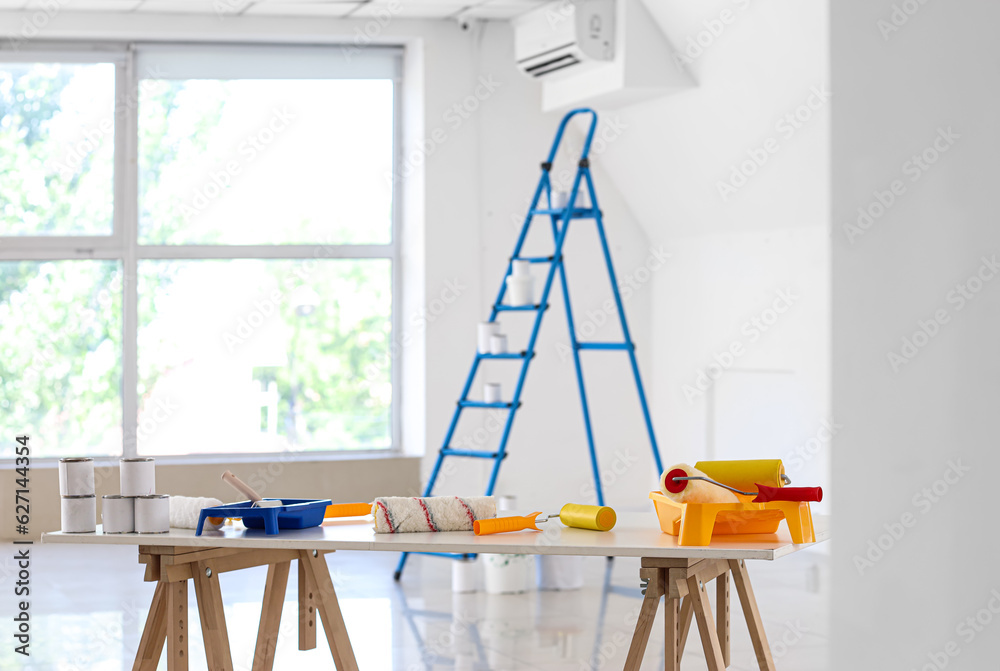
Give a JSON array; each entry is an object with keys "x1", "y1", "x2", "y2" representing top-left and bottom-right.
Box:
[{"x1": 9, "y1": 0, "x2": 547, "y2": 19}]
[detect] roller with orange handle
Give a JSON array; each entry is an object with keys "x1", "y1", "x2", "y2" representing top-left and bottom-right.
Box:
[{"x1": 474, "y1": 503, "x2": 617, "y2": 535}]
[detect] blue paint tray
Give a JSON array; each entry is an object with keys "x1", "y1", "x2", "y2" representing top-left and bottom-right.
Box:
[{"x1": 195, "y1": 498, "x2": 332, "y2": 536}]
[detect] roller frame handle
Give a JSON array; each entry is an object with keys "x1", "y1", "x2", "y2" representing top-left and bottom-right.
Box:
[
  {"x1": 474, "y1": 512, "x2": 542, "y2": 536},
  {"x1": 325, "y1": 502, "x2": 373, "y2": 518},
  {"x1": 221, "y1": 470, "x2": 262, "y2": 504},
  {"x1": 753, "y1": 484, "x2": 823, "y2": 503}
]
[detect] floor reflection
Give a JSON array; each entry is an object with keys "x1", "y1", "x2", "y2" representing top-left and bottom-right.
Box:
[{"x1": 0, "y1": 543, "x2": 829, "y2": 670}]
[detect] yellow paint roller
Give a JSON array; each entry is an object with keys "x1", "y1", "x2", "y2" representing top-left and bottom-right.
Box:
[
  {"x1": 473, "y1": 503, "x2": 616, "y2": 535},
  {"x1": 661, "y1": 460, "x2": 821, "y2": 504},
  {"x1": 694, "y1": 459, "x2": 788, "y2": 492}
]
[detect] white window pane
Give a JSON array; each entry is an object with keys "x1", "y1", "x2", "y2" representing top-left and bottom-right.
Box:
[
  {"x1": 138, "y1": 78, "x2": 395, "y2": 245},
  {"x1": 0, "y1": 261, "x2": 122, "y2": 458},
  {"x1": 137, "y1": 259, "x2": 392, "y2": 455},
  {"x1": 0, "y1": 62, "x2": 115, "y2": 236}
]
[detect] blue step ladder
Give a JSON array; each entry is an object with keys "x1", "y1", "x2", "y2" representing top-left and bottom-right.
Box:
[{"x1": 394, "y1": 108, "x2": 663, "y2": 581}]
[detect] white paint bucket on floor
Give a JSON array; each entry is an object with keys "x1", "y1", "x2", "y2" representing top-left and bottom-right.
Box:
[
  {"x1": 452, "y1": 557, "x2": 479, "y2": 593},
  {"x1": 483, "y1": 554, "x2": 532, "y2": 594},
  {"x1": 536, "y1": 554, "x2": 584, "y2": 590}
]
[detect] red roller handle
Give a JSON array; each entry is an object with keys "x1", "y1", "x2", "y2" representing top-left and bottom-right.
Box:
[{"x1": 754, "y1": 484, "x2": 823, "y2": 503}]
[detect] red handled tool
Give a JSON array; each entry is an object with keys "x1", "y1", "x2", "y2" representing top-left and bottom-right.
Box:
[{"x1": 665, "y1": 468, "x2": 823, "y2": 503}]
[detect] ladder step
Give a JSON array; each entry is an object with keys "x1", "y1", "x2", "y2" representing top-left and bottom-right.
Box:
[
  {"x1": 511, "y1": 255, "x2": 556, "y2": 263},
  {"x1": 576, "y1": 342, "x2": 634, "y2": 351},
  {"x1": 530, "y1": 207, "x2": 599, "y2": 218},
  {"x1": 440, "y1": 448, "x2": 501, "y2": 459},
  {"x1": 458, "y1": 400, "x2": 519, "y2": 409},
  {"x1": 478, "y1": 351, "x2": 529, "y2": 360},
  {"x1": 495, "y1": 303, "x2": 548, "y2": 312}
]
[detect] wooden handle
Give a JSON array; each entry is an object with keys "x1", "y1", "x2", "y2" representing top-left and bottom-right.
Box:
[
  {"x1": 324, "y1": 503, "x2": 372, "y2": 518},
  {"x1": 221, "y1": 470, "x2": 262, "y2": 503},
  {"x1": 473, "y1": 513, "x2": 541, "y2": 536}
]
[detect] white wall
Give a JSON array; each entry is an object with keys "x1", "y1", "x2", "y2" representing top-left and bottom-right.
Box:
[
  {"x1": 831, "y1": 0, "x2": 1000, "y2": 666},
  {"x1": 593, "y1": 0, "x2": 832, "y2": 505},
  {"x1": 0, "y1": 11, "x2": 663, "y2": 520},
  {"x1": 423, "y1": 21, "x2": 664, "y2": 510}
]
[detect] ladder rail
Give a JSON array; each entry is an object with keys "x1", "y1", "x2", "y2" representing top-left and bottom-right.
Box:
[
  {"x1": 545, "y1": 107, "x2": 599, "y2": 164},
  {"x1": 396, "y1": 107, "x2": 663, "y2": 581},
  {"x1": 549, "y1": 189, "x2": 606, "y2": 506},
  {"x1": 588, "y1": 180, "x2": 665, "y2": 476}
]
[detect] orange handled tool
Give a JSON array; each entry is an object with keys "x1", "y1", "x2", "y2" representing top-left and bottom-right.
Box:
[
  {"x1": 473, "y1": 504, "x2": 616, "y2": 535},
  {"x1": 474, "y1": 512, "x2": 544, "y2": 535},
  {"x1": 325, "y1": 502, "x2": 373, "y2": 518}
]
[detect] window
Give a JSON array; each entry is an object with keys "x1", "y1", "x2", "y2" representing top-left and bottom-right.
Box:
[{"x1": 0, "y1": 45, "x2": 402, "y2": 459}]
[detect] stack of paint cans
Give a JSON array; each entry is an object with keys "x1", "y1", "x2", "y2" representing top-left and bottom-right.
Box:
[
  {"x1": 59, "y1": 456, "x2": 170, "y2": 534},
  {"x1": 110, "y1": 457, "x2": 168, "y2": 534},
  {"x1": 58, "y1": 458, "x2": 96, "y2": 533}
]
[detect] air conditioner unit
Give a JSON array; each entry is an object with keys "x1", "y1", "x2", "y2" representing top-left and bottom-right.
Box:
[{"x1": 513, "y1": 0, "x2": 616, "y2": 80}]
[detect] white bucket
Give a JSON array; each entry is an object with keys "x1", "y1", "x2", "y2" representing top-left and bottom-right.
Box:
[
  {"x1": 506, "y1": 275, "x2": 534, "y2": 306},
  {"x1": 483, "y1": 554, "x2": 532, "y2": 594},
  {"x1": 452, "y1": 558, "x2": 479, "y2": 593},
  {"x1": 477, "y1": 321, "x2": 500, "y2": 354},
  {"x1": 536, "y1": 554, "x2": 585, "y2": 590}
]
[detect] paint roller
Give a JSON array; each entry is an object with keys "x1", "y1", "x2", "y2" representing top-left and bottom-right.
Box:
[
  {"x1": 473, "y1": 503, "x2": 617, "y2": 535},
  {"x1": 323, "y1": 496, "x2": 500, "y2": 534},
  {"x1": 660, "y1": 461, "x2": 822, "y2": 503},
  {"x1": 322, "y1": 496, "x2": 499, "y2": 533}
]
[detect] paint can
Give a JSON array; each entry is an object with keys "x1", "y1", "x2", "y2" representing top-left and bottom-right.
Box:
[
  {"x1": 135, "y1": 494, "x2": 170, "y2": 534},
  {"x1": 489, "y1": 334, "x2": 508, "y2": 354},
  {"x1": 58, "y1": 458, "x2": 95, "y2": 497},
  {"x1": 61, "y1": 495, "x2": 96, "y2": 533},
  {"x1": 484, "y1": 382, "x2": 502, "y2": 404},
  {"x1": 102, "y1": 495, "x2": 135, "y2": 534},
  {"x1": 120, "y1": 458, "x2": 155, "y2": 497},
  {"x1": 478, "y1": 321, "x2": 500, "y2": 353}
]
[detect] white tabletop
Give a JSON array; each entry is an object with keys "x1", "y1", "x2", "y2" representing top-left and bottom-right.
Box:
[{"x1": 42, "y1": 512, "x2": 828, "y2": 561}]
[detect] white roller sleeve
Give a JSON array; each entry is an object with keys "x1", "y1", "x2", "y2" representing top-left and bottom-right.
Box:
[
  {"x1": 169, "y1": 495, "x2": 224, "y2": 530},
  {"x1": 660, "y1": 464, "x2": 740, "y2": 504},
  {"x1": 372, "y1": 496, "x2": 496, "y2": 534}
]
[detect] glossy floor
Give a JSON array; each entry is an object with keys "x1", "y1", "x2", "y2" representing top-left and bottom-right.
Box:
[{"x1": 1, "y1": 543, "x2": 829, "y2": 670}]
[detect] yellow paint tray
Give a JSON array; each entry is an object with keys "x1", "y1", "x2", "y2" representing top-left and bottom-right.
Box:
[{"x1": 648, "y1": 491, "x2": 816, "y2": 546}]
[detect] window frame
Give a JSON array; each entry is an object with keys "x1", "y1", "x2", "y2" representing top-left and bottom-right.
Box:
[{"x1": 0, "y1": 41, "x2": 404, "y2": 463}]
